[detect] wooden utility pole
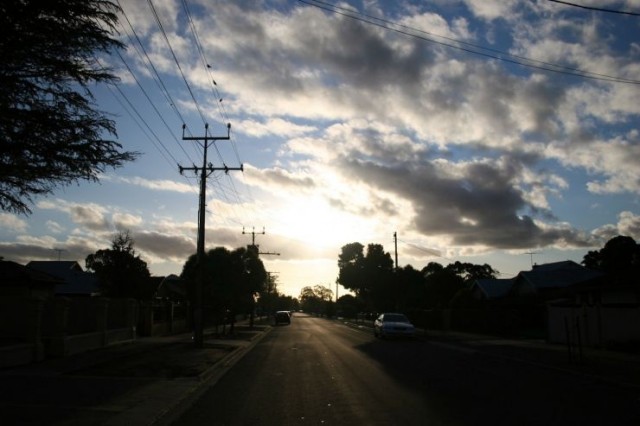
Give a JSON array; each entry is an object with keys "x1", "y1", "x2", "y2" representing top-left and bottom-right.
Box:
[
  {"x1": 242, "y1": 226, "x2": 280, "y2": 256},
  {"x1": 179, "y1": 123, "x2": 242, "y2": 348},
  {"x1": 394, "y1": 231, "x2": 399, "y2": 271}
]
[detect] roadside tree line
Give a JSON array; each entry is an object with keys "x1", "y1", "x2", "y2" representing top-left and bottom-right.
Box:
[
  {"x1": 334, "y1": 242, "x2": 498, "y2": 316},
  {"x1": 84, "y1": 231, "x2": 299, "y2": 329}
]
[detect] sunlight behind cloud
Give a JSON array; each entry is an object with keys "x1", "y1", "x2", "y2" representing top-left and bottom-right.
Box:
[{"x1": 274, "y1": 195, "x2": 375, "y2": 252}]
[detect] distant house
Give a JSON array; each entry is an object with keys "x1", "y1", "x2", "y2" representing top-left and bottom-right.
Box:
[
  {"x1": 0, "y1": 260, "x2": 63, "y2": 298},
  {"x1": 509, "y1": 260, "x2": 604, "y2": 300},
  {"x1": 471, "y1": 278, "x2": 514, "y2": 301},
  {"x1": 26, "y1": 261, "x2": 100, "y2": 297},
  {"x1": 155, "y1": 274, "x2": 187, "y2": 301}
]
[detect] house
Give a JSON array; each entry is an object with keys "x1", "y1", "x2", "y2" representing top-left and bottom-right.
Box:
[
  {"x1": 155, "y1": 274, "x2": 187, "y2": 301},
  {"x1": 471, "y1": 278, "x2": 514, "y2": 301},
  {"x1": 26, "y1": 261, "x2": 100, "y2": 297},
  {"x1": 0, "y1": 260, "x2": 64, "y2": 298},
  {"x1": 509, "y1": 260, "x2": 604, "y2": 300},
  {"x1": 547, "y1": 271, "x2": 640, "y2": 348}
]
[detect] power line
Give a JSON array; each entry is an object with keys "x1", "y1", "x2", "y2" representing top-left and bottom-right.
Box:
[
  {"x1": 117, "y1": 0, "x2": 201, "y2": 163},
  {"x1": 181, "y1": 0, "x2": 245, "y2": 166},
  {"x1": 299, "y1": 0, "x2": 640, "y2": 85},
  {"x1": 548, "y1": 0, "x2": 640, "y2": 16},
  {"x1": 146, "y1": 0, "x2": 208, "y2": 125}
]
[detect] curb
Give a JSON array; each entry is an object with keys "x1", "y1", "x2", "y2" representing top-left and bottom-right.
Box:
[{"x1": 150, "y1": 325, "x2": 273, "y2": 426}]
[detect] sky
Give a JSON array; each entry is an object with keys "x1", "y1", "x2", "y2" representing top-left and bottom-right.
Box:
[{"x1": 2, "y1": 0, "x2": 640, "y2": 298}]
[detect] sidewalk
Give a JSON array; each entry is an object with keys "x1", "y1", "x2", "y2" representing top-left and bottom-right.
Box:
[
  {"x1": 426, "y1": 329, "x2": 640, "y2": 390},
  {"x1": 0, "y1": 321, "x2": 272, "y2": 426},
  {"x1": 342, "y1": 319, "x2": 640, "y2": 390}
]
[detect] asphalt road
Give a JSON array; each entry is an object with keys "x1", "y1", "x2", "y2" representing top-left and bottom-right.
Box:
[{"x1": 173, "y1": 313, "x2": 640, "y2": 426}]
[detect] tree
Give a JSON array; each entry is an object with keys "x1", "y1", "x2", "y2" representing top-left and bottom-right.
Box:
[
  {"x1": 582, "y1": 235, "x2": 640, "y2": 285},
  {"x1": 0, "y1": 0, "x2": 137, "y2": 214},
  {"x1": 337, "y1": 242, "x2": 394, "y2": 311},
  {"x1": 422, "y1": 262, "x2": 464, "y2": 308},
  {"x1": 85, "y1": 231, "x2": 151, "y2": 299},
  {"x1": 299, "y1": 285, "x2": 334, "y2": 316},
  {"x1": 337, "y1": 242, "x2": 365, "y2": 296},
  {"x1": 180, "y1": 246, "x2": 267, "y2": 329}
]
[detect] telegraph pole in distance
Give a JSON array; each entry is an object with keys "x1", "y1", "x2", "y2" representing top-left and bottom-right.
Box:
[
  {"x1": 243, "y1": 226, "x2": 265, "y2": 249},
  {"x1": 242, "y1": 226, "x2": 281, "y2": 256},
  {"x1": 179, "y1": 123, "x2": 242, "y2": 348},
  {"x1": 394, "y1": 232, "x2": 399, "y2": 271}
]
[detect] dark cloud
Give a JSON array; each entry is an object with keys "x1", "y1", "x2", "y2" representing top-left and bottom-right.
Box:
[
  {"x1": 340, "y1": 154, "x2": 590, "y2": 249},
  {"x1": 133, "y1": 231, "x2": 196, "y2": 261},
  {"x1": 0, "y1": 239, "x2": 98, "y2": 267}
]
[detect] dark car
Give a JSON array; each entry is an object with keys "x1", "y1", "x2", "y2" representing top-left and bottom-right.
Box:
[{"x1": 274, "y1": 310, "x2": 291, "y2": 325}]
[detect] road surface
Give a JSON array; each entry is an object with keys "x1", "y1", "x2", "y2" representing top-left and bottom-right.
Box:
[{"x1": 174, "y1": 313, "x2": 640, "y2": 425}]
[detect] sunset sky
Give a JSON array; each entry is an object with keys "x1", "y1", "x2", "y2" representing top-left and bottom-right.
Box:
[{"x1": 2, "y1": 0, "x2": 639, "y2": 297}]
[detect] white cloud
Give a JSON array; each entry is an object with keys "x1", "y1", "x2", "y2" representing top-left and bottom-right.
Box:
[
  {"x1": 113, "y1": 212, "x2": 144, "y2": 230},
  {"x1": 237, "y1": 117, "x2": 317, "y2": 138},
  {"x1": 0, "y1": 213, "x2": 28, "y2": 233},
  {"x1": 113, "y1": 176, "x2": 197, "y2": 194},
  {"x1": 45, "y1": 220, "x2": 65, "y2": 234}
]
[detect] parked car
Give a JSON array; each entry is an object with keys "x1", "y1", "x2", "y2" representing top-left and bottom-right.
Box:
[
  {"x1": 274, "y1": 310, "x2": 291, "y2": 325},
  {"x1": 374, "y1": 313, "x2": 415, "y2": 338}
]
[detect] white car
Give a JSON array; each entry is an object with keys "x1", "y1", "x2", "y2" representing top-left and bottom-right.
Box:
[{"x1": 374, "y1": 313, "x2": 415, "y2": 338}]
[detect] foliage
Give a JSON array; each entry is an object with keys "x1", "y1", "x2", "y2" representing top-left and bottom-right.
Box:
[
  {"x1": 299, "y1": 285, "x2": 334, "y2": 315},
  {"x1": 582, "y1": 235, "x2": 640, "y2": 285},
  {"x1": 85, "y1": 231, "x2": 151, "y2": 299},
  {"x1": 0, "y1": 0, "x2": 138, "y2": 214},
  {"x1": 336, "y1": 241, "x2": 499, "y2": 312},
  {"x1": 180, "y1": 246, "x2": 267, "y2": 321},
  {"x1": 336, "y1": 242, "x2": 365, "y2": 295},
  {"x1": 337, "y1": 242, "x2": 394, "y2": 310},
  {"x1": 336, "y1": 294, "x2": 359, "y2": 318}
]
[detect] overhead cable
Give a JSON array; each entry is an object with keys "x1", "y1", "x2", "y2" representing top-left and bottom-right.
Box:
[
  {"x1": 548, "y1": 0, "x2": 640, "y2": 16},
  {"x1": 299, "y1": 0, "x2": 640, "y2": 85}
]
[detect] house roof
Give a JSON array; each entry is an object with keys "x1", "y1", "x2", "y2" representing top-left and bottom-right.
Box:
[
  {"x1": 156, "y1": 274, "x2": 186, "y2": 299},
  {"x1": 516, "y1": 260, "x2": 604, "y2": 291},
  {"x1": 26, "y1": 261, "x2": 100, "y2": 296},
  {"x1": 473, "y1": 278, "x2": 514, "y2": 299},
  {"x1": 0, "y1": 260, "x2": 64, "y2": 286}
]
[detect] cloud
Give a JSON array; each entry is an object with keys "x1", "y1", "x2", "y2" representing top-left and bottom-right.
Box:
[
  {"x1": 593, "y1": 211, "x2": 640, "y2": 242},
  {"x1": 237, "y1": 118, "x2": 317, "y2": 138},
  {"x1": 0, "y1": 213, "x2": 28, "y2": 233},
  {"x1": 45, "y1": 220, "x2": 65, "y2": 234},
  {"x1": 242, "y1": 164, "x2": 316, "y2": 193},
  {"x1": 113, "y1": 212, "x2": 144, "y2": 230},
  {"x1": 132, "y1": 231, "x2": 196, "y2": 262},
  {"x1": 38, "y1": 199, "x2": 110, "y2": 231},
  {"x1": 111, "y1": 176, "x2": 197, "y2": 194}
]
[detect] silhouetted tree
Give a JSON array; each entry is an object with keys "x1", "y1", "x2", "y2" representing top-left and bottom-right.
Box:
[
  {"x1": 299, "y1": 285, "x2": 334, "y2": 315},
  {"x1": 85, "y1": 231, "x2": 151, "y2": 299},
  {"x1": 582, "y1": 235, "x2": 640, "y2": 285},
  {"x1": 181, "y1": 246, "x2": 267, "y2": 330},
  {"x1": 337, "y1": 242, "x2": 365, "y2": 296},
  {"x1": 396, "y1": 265, "x2": 426, "y2": 311},
  {"x1": 0, "y1": 0, "x2": 137, "y2": 214},
  {"x1": 336, "y1": 294, "x2": 360, "y2": 318}
]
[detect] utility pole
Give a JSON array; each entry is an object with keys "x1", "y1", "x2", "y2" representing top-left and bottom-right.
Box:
[
  {"x1": 243, "y1": 226, "x2": 265, "y2": 250},
  {"x1": 179, "y1": 123, "x2": 242, "y2": 348},
  {"x1": 394, "y1": 232, "x2": 399, "y2": 271},
  {"x1": 242, "y1": 226, "x2": 280, "y2": 256}
]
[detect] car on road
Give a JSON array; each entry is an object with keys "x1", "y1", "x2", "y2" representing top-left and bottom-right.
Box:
[
  {"x1": 374, "y1": 313, "x2": 415, "y2": 338},
  {"x1": 274, "y1": 310, "x2": 291, "y2": 325}
]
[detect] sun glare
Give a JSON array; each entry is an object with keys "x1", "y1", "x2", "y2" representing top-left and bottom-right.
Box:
[{"x1": 276, "y1": 197, "x2": 370, "y2": 251}]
